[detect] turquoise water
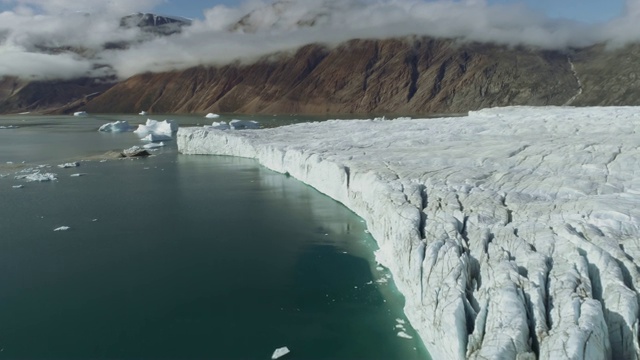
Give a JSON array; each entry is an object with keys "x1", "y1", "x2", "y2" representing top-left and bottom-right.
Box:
[{"x1": 0, "y1": 114, "x2": 429, "y2": 359}]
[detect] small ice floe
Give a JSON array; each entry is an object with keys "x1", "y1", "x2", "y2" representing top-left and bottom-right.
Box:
[
  {"x1": 100, "y1": 160, "x2": 107, "y2": 163},
  {"x1": 70, "y1": 173, "x2": 85, "y2": 177},
  {"x1": 139, "y1": 111, "x2": 148, "y2": 115},
  {"x1": 98, "y1": 121, "x2": 133, "y2": 133},
  {"x1": 396, "y1": 319, "x2": 406, "y2": 325},
  {"x1": 58, "y1": 162, "x2": 80, "y2": 169},
  {"x1": 205, "y1": 113, "x2": 220, "y2": 119},
  {"x1": 397, "y1": 331, "x2": 413, "y2": 339},
  {"x1": 141, "y1": 133, "x2": 172, "y2": 142},
  {"x1": 12, "y1": 185, "x2": 24, "y2": 189},
  {"x1": 54, "y1": 226, "x2": 70, "y2": 231},
  {"x1": 271, "y1": 346, "x2": 290, "y2": 359},
  {"x1": 92, "y1": 219, "x2": 98, "y2": 222},
  {"x1": 6, "y1": 161, "x2": 13, "y2": 164},
  {"x1": 142, "y1": 142, "x2": 165, "y2": 150},
  {"x1": 73, "y1": 111, "x2": 88, "y2": 116},
  {"x1": 0, "y1": 125, "x2": 18, "y2": 129},
  {"x1": 15, "y1": 172, "x2": 57, "y2": 182},
  {"x1": 204, "y1": 120, "x2": 260, "y2": 131}
]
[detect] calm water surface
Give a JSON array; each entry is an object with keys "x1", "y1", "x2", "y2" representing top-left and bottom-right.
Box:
[{"x1": 0, "y1": 114, "x2": 430, "y2": 359}]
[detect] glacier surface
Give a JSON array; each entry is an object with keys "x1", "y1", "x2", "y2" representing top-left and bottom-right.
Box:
[{"x1": 177, "y1": 106, "x2": 640, "y2": 360}]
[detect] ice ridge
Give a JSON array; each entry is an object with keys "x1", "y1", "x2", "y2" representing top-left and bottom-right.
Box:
[{"x1": 177, "y1": 106, "x2": 640, "y2": 360}]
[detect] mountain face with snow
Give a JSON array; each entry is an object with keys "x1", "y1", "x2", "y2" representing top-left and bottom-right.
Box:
[
  {"x1": 177, "y1": 106, "x2": 640, "y2": 359},
  {"x1": 119, "y1": 13, "x2": 192, "y2": 35}
]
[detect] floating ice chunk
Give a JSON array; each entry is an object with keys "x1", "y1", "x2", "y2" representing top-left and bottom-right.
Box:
[
  {"x1": 141, "y1": 133, "x2": 172, "y2": 142},
  {"x1": 230, "y1": 119, "x2": 260, "y2": 130},
  {"x1": 205, "y1": 113, "x2": 220, "y2": 119},
  {"x1": 271, "y1": 347, "x2": 290, "y2": 359},
  {"x1": 143, "y1": 142, "x2": 166, "y2": 149},
  {"x1": 397, "y1": 331, "x2": 413, "y2": 339},
  {"x1": 6, "y1": 161, "x2": 13, "y2": 164},
  {"x1": 396, "y1": 319, "x2": 406, "y2": 325},
  {"x1": 205, "y1": 121, "x2": 230, "y2": 130},
  {"x1": 0, "y1": 125, "x2": 18, "y2": 129},
  {"x1": 122, "y1": 146, "x2": 151, "y2": 157},
  {"x1": 139, "y1": 111, "x2": 148, "y2": 115},
  {"x1": 12, "y1": 185, "x2": 23, "y2": 189},
  {"x1": 73, "y1": 111, "x2": 88, "y2": 116},
  {"x1": 15, "y1": 172, "x2": 57, "y2": 182},
  {"x1": 54, "y1": 226, "x2": 70, "y2": 231},
  {"x1": 70, "y1": 173, "x2": 85, "y2": 177},
  {"x1": 57, "y1": 162, "x2": 80, "y2": 168},
  {"x1": 99, "y1": 121, "x2": 133, "y2": 133},
  {"x1": 134, "y1": 119, "x2": 178, "y2": 138}
]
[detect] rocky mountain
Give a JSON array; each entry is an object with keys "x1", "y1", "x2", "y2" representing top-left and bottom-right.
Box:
[
  {"x1": 2, "y1": 36, "x2": 639, "y2": 115},
  {"x1": 76, "y1": 37, "x2": 640, "y2": 115}
]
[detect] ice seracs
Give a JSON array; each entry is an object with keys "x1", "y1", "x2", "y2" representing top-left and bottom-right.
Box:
[{"x1": 178, "y1": 106, "x2": 640, "y2": 360}]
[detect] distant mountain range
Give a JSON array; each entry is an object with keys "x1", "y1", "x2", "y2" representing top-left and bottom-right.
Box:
[{"x1": 1, "y1": 10, "x2": 639, "y2": 115}]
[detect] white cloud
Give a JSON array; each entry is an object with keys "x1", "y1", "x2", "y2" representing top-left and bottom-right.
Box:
[{"x1": 0, "y1": 0, "x2": 638, "y2": 80}]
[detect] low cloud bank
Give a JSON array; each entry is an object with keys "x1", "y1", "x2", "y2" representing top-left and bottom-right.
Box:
[{"x1": 0, "y1": 0, "x2": 638, "y2": 80}]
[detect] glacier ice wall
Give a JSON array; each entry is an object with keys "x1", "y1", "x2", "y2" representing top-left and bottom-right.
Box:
[{"x1": 177, "y1": 106, "x2": 640, "y2": 360}]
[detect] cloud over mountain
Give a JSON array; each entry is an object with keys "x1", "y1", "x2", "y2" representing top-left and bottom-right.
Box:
[{"x1": 0, "y1": 0, "x2": 638, "y2": 80}]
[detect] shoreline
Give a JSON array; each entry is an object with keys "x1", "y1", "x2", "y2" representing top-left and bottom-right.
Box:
[{"x1": 178, "y1": 106, "x2": 640, "y2": 359}]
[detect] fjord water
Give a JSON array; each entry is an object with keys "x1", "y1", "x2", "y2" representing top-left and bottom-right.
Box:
[{"x1": 0, "y1": 115, "x2": 429, "y2": 359}]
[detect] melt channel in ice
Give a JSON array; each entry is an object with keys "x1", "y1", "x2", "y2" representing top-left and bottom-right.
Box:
[{"x1": 177, "y1": 106, "x2": 640, "y2": 360}]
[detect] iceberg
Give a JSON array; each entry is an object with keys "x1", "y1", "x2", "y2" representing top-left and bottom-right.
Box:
[
  {"x1": 142, "y1": 141, "x2": 165, "y2": 149},
  {"x1": 99, "y1": 121, "x2": 134, "y2": 133},
  {"x1": 271, "y1": 347, "x2": 290, "y2": 359},
  {"x1": 178, "y1": 106, "x2": 640, "y2": 360},
  {"x1": 205, "y1": 113, "x2": 220, "y2": 119},
  {"x1": 73, "y1": 111, "x2": 88, "y2": 116},
  {"x1": 139, "y1": 111, "x2": 148, "y2": 115},
  {"x1": 53, "y1": 226, "x2": 70, "y2": 231},
  {"x1": 134, "y1": 119, "x2": 177, "y2": 141}
]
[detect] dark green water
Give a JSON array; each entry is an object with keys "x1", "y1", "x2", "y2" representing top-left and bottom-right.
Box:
[{"x1": 0, "y1": 114, "x2": 429, "y2": 359}]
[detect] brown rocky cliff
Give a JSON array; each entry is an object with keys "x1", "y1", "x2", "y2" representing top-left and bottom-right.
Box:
[{"x1": 83, "y1": 37, "x2": 584, "y2": 115}]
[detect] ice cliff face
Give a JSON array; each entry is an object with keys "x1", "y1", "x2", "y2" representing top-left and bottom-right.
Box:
[{"x1": 177, "y1": 106, "x2": 640, "y2": 359}]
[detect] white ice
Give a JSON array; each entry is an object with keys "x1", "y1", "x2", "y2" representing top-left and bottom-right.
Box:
[
  {"x1": 73, "y1": 111, "x2": 88, "y2": 116},
  {"x1": 178, "y1": 106, "x2": 640, "y2": 360},
  {"x1": 205, "y1": 113, "x2": 220, "y2": 119},
  {"x1": 0, "y1": 125, "x2": 18, "y2": 129},
  {"x1": 204, "y1": 120, "x2": 260, "y2": 131},
  {"x1": 57, "y1": 162, "x2": 80, "y2": 168},
  {"x1": 139, "y1": 111, "x2": 148, "y2": 115},
  {"x1": 271, "y1": 346, "x2": 290, "y2": 359},
  {"x1": 135, "y1": 119, "x2": 177, "y2": 141},
  {"x1": 70, "y1": 173, "x2": 85, "y2": 177},
  {"x1": 15, "y1": 172, "x2": 57, "y2": 182},
  {"x1": 12, "y1": 185, "x2": 23, "y2": 189},
  {"x1": 98, "y1": 121, "x2": 134, "y2": 133},
  {"x1": 53, "y1": 226, "x2": 70, "y2": 231},
  {"x1": 143, "y1": 142, "x2": 166, "y2": 149}
]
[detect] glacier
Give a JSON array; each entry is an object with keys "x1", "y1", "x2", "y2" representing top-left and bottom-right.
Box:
[{"x1": 177, "y1": 106, "x2": 640, "y2": 360}]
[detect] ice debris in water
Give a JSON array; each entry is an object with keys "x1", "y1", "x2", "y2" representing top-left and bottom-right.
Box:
[
  {"x1": 139, "y1": 111, "x2": 148, "y2": 115},
  {"x1": 141, "y1": 133, "x2": 172, "y2": 142},
  {"x1": 70, "y1": 173, "x2": 85, "y2": 177},
  {"x1": 12, "y1": 185, "x2": 24, "y2": 189},
  {"x1": 99, "y1": 121, "x2": 133, "y2": 133},
  {"x1": 57, "y1": 162, "x2": 80, "y2": 168},
  {"x1": 397, "y1": 331, "x2": 413, "y2": 339},
  {"x1": 15, "y1": 172, "x2": 57, "y2": 182},
  {"x1": 0, "y1": 125, "x2": 18, "y2": 129},
  {"x1": 73, "y1": 111, "x2": 87, "y2": 116},
  {"x1": 271, "y1": 346, "x2": 290, "y2": 359},
  {"x1": 205, "y1": 113, "x2": 220, "y2": 119},
  {"x1": 204, "y1": 119, "x2": 260, "y2": 131},
  {"x1": 54, "y1": 226, "x2": 70, "y2": 231},
  {"x1": 143, "y1": 142, "x2": 165, "y2": 149}
]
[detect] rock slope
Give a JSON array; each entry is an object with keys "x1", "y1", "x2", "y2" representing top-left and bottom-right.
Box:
[
  {"x1": 81, "y1": 39, "x2": 640, "y2": 115},
  {"x1": 177, "y1": 106, "x2": 640, "y2": 359}
]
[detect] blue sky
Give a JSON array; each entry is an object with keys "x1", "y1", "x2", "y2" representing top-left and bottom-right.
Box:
[{"x1": 153, "y1": 0, "x2": 626, "y2": 23}]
